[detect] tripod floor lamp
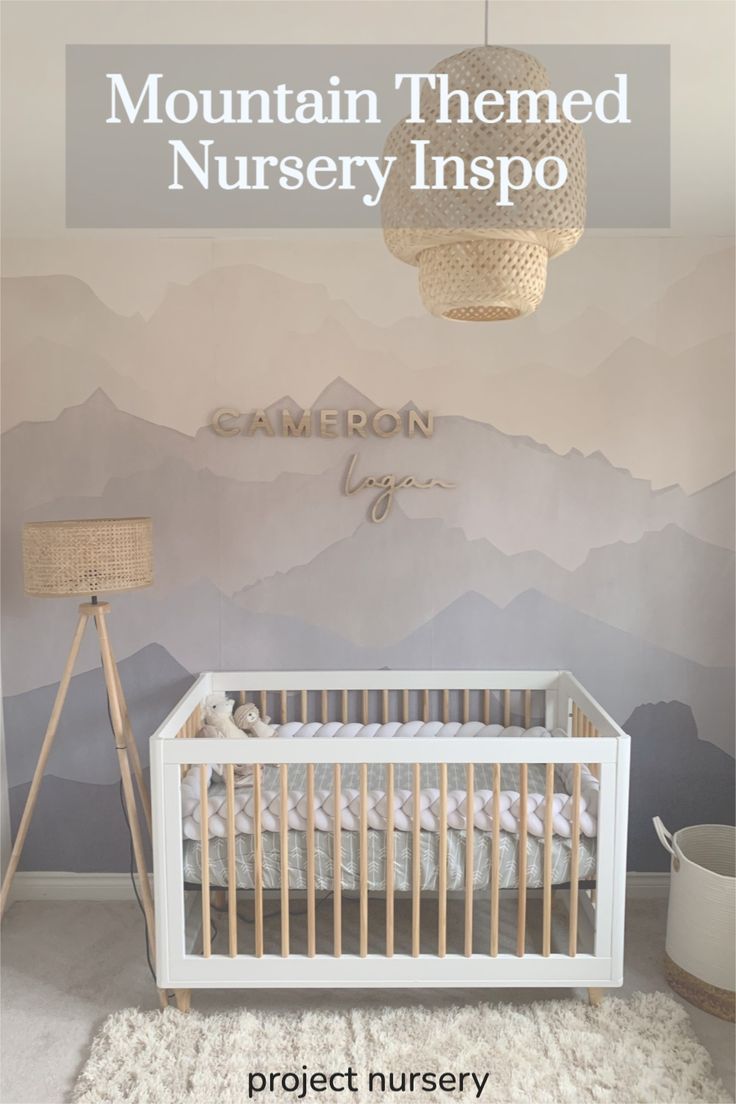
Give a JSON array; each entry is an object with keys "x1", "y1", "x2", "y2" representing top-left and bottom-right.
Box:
[{"x1": 1, "y1": 518, "x2": 158, "y2": 988}]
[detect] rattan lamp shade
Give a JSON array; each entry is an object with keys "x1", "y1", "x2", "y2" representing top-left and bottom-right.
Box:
[
  {"x1": 23, "y1": 518, "x2": 153, "y2": 597},
  {"x1": 381, "y1": 46, "x2": 586, "y2": 321}
]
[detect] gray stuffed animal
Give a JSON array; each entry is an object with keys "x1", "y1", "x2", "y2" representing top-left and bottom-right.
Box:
[{"x1": 234, "y1": 702, "x2": 277, "y2": 739}]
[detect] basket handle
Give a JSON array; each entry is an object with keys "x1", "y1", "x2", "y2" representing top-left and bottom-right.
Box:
[{"x1": 653, "y1": 816, "x2": 675, "y2": 856}]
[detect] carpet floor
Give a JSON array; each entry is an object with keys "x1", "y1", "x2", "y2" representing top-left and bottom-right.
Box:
[
  {"x1": 72, "y1": 992, "x2": 729, "y2": 1104},
  {"x1": 1, "y1": 899, "x2": 734, "y2": 1103}
]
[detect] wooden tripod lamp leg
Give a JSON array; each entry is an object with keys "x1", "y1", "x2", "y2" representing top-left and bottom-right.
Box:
[
  {"x1": 93, "y1": 609, "x2": 156, "y2": 946},
  {"x1": 110, "y1": 648, "x2": 153, "y2": 837},
  {"x1": 0, "y1": 612, "x2": 89, "y2": 918}
]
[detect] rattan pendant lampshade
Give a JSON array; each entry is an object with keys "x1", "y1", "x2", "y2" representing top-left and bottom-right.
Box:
[
  {"x1": 23, "y1": 517, "x2": 153, "y2": 597},
  {"x1": 381, "y1": 46, "x2": 586, "y2": 321}
]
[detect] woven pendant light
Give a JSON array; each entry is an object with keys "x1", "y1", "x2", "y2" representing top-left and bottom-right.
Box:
[{"x1": 381, "y1": 44, "x2": 585, "y2": 321}]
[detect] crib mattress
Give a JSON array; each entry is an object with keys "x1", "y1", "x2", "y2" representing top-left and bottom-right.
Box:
[{"x1": 182, "y1": 762, "x2": 597, "y2": 892}]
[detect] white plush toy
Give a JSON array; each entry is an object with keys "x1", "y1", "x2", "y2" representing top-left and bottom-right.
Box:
[
  {"x1": 202, "y1": 692, "x2": 243, "y2": 738},
  {"x1": 200, "y1": 693, "x2": 252, "y2": 786},
  {"x1": 234, "y1": 702, "x2": 277, "y2": 739}
]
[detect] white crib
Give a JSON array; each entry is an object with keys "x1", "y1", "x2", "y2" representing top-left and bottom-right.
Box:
[{"x1": 150, "y1": 670, "x2": 630, "y2": 1010}]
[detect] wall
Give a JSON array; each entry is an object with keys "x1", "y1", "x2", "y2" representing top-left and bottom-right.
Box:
[{"x1": 1, "y1": 233, "x2": 734, "y2": 872}]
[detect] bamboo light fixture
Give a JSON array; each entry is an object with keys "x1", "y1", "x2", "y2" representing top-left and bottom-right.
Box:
[
  {"x1": 381, "y1": 43, "x2": 586, "y2": 321},
  {"x1": 3, "y1": 517, "x2": 163, "y2": 1002}
]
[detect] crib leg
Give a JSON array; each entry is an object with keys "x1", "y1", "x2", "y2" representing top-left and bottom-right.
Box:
[
  {"x1": 173, "y1": 989, "x2": 192, "y2": 1013},
  {"x1": 588, "y1": 987, "x2": 603, "y2": 1007}
]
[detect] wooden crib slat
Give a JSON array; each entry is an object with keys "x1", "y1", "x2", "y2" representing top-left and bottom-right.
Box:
[
  {"x1": 341, "y1": 689, "x2": 349, "y2": 723},
  {"x1": 321, "y1": 689, "x2": 329, "y2": 723},
  {"x1": 569, "y1": 762, "x2": 582, "y2": 957},
  {"x1": 386, "y1": 763, "x2": 395, "y2": 957},
  {"x1": 260, "y1": 690, "x2": 267, "y2": 720},
  {"x1": 524, "y1": 688, "x2": 532, "y2": 727},
  {"x1": 490, "y1": 762, "x2": 501, "y2": 956},
  {"x1": 279, "y1": 763, "x2": 289, "y2": 958},
  {"x1": 412, "y1": 761, "x2": 421, "y2": 957},
  {"x1": 442, "y1": 689, "x2": 449, "y2": 724},
  {"x1": 362, "y1": 689, "x2": 369, "y2": 725},
  {"x1": 360, "y1": 763, "x2": 369, "y2": 957},
  {"x1": 422, "y1": 688, "x2": 430, "y2": 722},
  {"x1": 503, "y1": 689, "x2": 511, "y2": 726},
  {"x1": 483, "y1": 689, "x2": 490, "y2": 725},
  {"x1": 462, "y1": 688, "x2": 470, "y2": 723},
  {"x1": 225, "y1": 764, "x2": 238, "y2": 957},
  {"x1": 438, "y1": 763, "x2": 448, "y2": 957},
  {"x1": 301, "y1": 689, "x2": 308, "y2": 723},
  {"x1": 253, "y1": 764, "x2": 264, "y2": 958},
  {"x1": 281, "y1": 690, "x2": 288, "y2": 724},
  {"x1": 239, "y1": 690, "x2": 246, "y2": 707},
  {"x1": 464, "y1": 762, "x2": 474, "y2": 956},
  {"x1": 403, "y1": 689, "x2": 410, "y2": 723},
  {"x1": 542, "y1": 761, "x2": 554, "y2": 957},
  {"x1": 333, "y1": 763, "x2": 342, "y2": 957},
  {"x1": 516, "y1": 762, "x2": 528, "y2": 957},
  {"x1": 199, "y1": 764, "x2": 211, "y2": 958},
  {"x1": 382, "y1": 689, "x2": 389, "y2": 723},
  {"x1": 306, "y1": 764, "x2": 316, "y2": 957}
]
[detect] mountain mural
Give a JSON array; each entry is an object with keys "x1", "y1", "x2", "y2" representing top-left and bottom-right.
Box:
[
  {"x1": 2, "y1": 235, "x2": 734, "y2": 872},
  {"x1": 2, "y1": 242, "x2": 734, "y2": 490}
]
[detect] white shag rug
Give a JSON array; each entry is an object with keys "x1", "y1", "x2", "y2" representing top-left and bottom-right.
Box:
[{"x1": 73, "y1": 992, "x2": 730, "y2": 1104}]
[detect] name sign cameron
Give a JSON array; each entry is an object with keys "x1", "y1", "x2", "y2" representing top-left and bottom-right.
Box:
[{"x1": 209, "y1": 403, "x2": 457, "y2": 522}]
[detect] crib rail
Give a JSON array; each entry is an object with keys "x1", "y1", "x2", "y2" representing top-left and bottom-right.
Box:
[{"x1": 151, "y1": 671, "x2": 629, "y2": 991}]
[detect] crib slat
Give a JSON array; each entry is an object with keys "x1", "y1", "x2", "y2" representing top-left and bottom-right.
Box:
[
  {"x1": 260, "y1": 690, "x2": 267, "y2": 720},
  {"x1": 239, "y1": 690, "x2": 246, "y2": 707},
  {"x1": 483, "y1": 689, "x2": 490, "y2": 725},
  {"x1": 360, "y1": 763, "x2": 369, "y2": 957},
  {"x1": 542, "y1": 761, "x2": 554, "y2": 956},
  {"x1": 516, "y1": 762, "x2": 528, "y2": 957},
  {"x1": 465, "y1": 762, "x2": 474, "y2": 956},
  {"x1": 490, "y1": 762, "x2": 501, "y2": 956},
  {"x1": 333, "y1": 763, "x2": 342, "y2": 957},
  {"x1": 279, "y1": 763, "x2": 289, "y2": 958},
  {"x1": 301, "y1": 689, "x2": 308, "y2": 723},
  {"x1": 403, "y1": 689, "x2": 410, "y2": 723},
  {"x1": 412, "y1": 761, "x2": 421, "y2": 957},
  {"x1": 386, "y1": 762, "x2": 395, "y2": 957},
  {"x1": 382, "y1": 689, "x2": 389, "y2": 723},
  {"x1": 321, "y1": 689, "x2": 329, "y2": 723},
  {"x1": 442, "y1": 689, "x2": 449, "y2": 724},
  {"x1": 503, "y1": 689, "x2": 511, "y2": 726},
  {"x1": 342, "y1": 689, "x2": 349, "y2": 723},
  {"x1": 253, "y1": 764, "x2": 264, "y2": 957},
  {"x1": 306, "y1": 764, "x2": 316, "y2": 957},
  {"x1": 524, "y1": 688, "x2": 532, "y2": 727},
  {"x1": 569, "y1": 762, "x2": 582, "y2": 957},
  {"x1": 281, "y1": 689, "x2": 288, "y2": 724},
  {"x1": 422, "y1": 688, "x2": 430, "y2": 722},
  {"x1": 438, "y1": 762, "x2": 448, "y2": 957},
  {"x1": 225, "y1": 764, "x2": 238, "y2": 957},
  {"x1": 199, "y1": 764, "x2": 211, "y2": 958},
  {"x1": 362, "y1": 689, "x2": 369, "y2": 725},
  {"x1": 462, "y1": 688, "x2": 470, "y2": 723}
]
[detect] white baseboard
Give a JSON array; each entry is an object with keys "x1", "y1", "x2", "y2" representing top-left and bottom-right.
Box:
[
  {"x1": 624, "y1": 872, "x2": 671, "y2": 899},
  {"x1": 9, "y1": 872, "x2": 142, "y2": 902},
  {"x1": 8, "y1": 870, "x2": 671, "y2": 903}
]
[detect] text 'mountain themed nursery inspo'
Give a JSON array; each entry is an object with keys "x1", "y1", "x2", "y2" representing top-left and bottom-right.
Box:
[{"x1": 1, "y1": 235, "x2": 733, "y2": 873}]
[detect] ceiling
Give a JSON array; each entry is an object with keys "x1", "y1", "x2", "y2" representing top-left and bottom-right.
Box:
[{"x1": 1, "y1": 0, "x2": 734, "y2": 237}]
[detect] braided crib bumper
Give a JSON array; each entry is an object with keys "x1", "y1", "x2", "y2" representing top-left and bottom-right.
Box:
[{"x1": 180, "y1": 723, "x2": 599, "y2": 843}]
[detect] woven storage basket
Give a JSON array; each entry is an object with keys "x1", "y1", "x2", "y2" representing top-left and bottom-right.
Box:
[
  {"x1": 23, "y1": 518, "x2": 153, "y2": 597},
  {"x1": 381, "y1": 46, "x2": 585, "y2": 320},
  {"x1": 654, "y1": 818, "x2": 735, "y2": 1021}
]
